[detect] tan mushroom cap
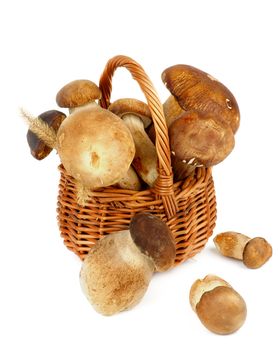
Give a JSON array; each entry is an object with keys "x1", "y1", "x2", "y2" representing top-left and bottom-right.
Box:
[
  {"x1": 243, "y1": 237, "x2": 273, "y2": 269},
  {"x1": 56, "y1": 79, "x2": 102, "y2": 108},
  {"x1": 56, "y1": 107, "x2": 135, "y2": 188},
  {"x1": 162, "y1": 64, "x2": 240, "y2": 134},
  {"x1": 129, "y1": 212, "x2": 176, "y2": 271},
  {"x1": 169, "y1": 110, "x2": 235, "y2": 167},
  {"x1": 190, "y1": 275, "x2": 247, "y2": 335},
  {"x1": 108, "y1": 98, "x2": 152, "y2": 128},
  {"x1": 27, "y1": 110, "x2": 66, "y2": 160}
]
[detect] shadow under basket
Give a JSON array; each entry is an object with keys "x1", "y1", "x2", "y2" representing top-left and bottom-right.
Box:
[
  {"x1": 56, "y1": 55, "x2": 217, "y2": 267},
  {"x1": 57, "y1": 165, "x2": 216, "y2": 266}
]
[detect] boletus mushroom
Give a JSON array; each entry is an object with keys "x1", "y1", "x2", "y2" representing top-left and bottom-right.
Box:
[
  {"x1": 79, "y1": 212, "x2": 176, "y2": 315},
  {"x1": 189, "y1": 275, "x2": 247, "y2": 335},
  {"x1": 26, "y1": 109, "x2": 66, "y2": 160},
  {"x1": 108, "y1": 98, "x2": 158, "y2": 187},
  {"x1": 162, "y1": 64, "x2": 240, "y2": 133},
  {"x1": 56, "y1": 79, "x2": 102, "y2": 113},
  {"x1": 169, "y1": 110, "x2": 235, "y2": 179},
  {"x1": 80, "y1": 230, "x2": 154, "y2": 316},
  {"x1": 214, "y1": 231, "x2": 272, "y2": 269}
]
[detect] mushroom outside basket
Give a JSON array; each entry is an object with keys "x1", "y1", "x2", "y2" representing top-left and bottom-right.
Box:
[{"x1": 57, "y1": 55, "x2": 217, "y2": 266}]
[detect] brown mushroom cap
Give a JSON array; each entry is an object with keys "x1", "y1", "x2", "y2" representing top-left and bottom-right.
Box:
[
  {"x1": 169, "y1": 110, "x2": 235, "y2": 167},
  {"x1": 56, "y1": 79, "x2": 102, "y2": 108},
  {"x1": 243, "y1": 237, "x2": 273, "y2": 269},
  {"x1": 196, "y1": 286, "x2": 247, "y2": 335},
  {"x1": 162, "y1": 64, "x2": 240, "y2": 134},
  {"x1": 190, "y1": 275, "x2": 247, "y2": 335},
  {"x1": 56, "y1": 107, "x2": 135, "y2": 188},
  {"x1": 108, "y1": 98, "x2": 152, "y2": 128},
  {"x1": 129, "y1": 212, "x2": 176, "y2": 271},
  {"x1": 27, "y1": 110, "x2": 66, "y2": 160}
]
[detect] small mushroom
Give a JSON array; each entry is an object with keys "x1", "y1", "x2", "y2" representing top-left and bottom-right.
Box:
[
  {"x1": 26, "y1": 110, "x2": 66, "y2": 160},
  {"x1": 80, "y1": 230, "x2": 154, "y2": 316},
  {"x1": 189, "y1": 275, "x2": 247, "y2": 335},
  {"x1": 214, "y1": 231, "x2": 272, "y2": 269},
  {"x1": 162, "y1": 64, "x2": 240, "y2": 133},
  {"x1": 109, "y1": 98, "x2": 158, "y2": 187},
  {"x1": 129, "y1": 212, "x2": 176, "y2": 271},
  {"x1": 168, "y1": 110, "x2": 235, "y2": 179},
  {"x1": 56, "y1": 79, "x2": 102, "y2": 113}
]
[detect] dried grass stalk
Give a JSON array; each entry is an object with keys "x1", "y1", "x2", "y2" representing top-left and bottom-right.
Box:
[{"x1": 21, "y1": 108, "x2": 57, "y2": 149}]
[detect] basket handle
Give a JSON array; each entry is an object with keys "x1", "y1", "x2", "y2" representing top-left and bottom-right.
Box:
[{"x1": 99, "y1": 55, "x2": 178, "y2": 219}]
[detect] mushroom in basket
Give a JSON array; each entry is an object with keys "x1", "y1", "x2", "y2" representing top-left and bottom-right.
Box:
[
  {"x1": 161, "y1": 64, "x2": 240, "y2": 134},
  {"x1": 169, "y1": 110, "x2": 235, "y2": 179},
  {"x1": 157, "y1": 64, "x2": 240, "y2": 180},
  {"x1": 22, "y1": 79, "x2": 136, "y2": 204},
  {"x1": 109, "y1": 98, "x2": 158, "y2": 187}
]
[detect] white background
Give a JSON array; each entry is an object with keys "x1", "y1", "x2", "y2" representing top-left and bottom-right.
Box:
[{"x1": 1, "y1": 0, "x2": 277, "y2": 349}]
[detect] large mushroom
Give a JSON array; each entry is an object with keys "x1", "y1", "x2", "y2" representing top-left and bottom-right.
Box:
[
  {"x1": 169, "y1": 110, "x2": 235, "y2": 179},
  {"x1": 161, "y1": 64, "x2": 240, "y2": 134},
  {"x1": 56, "y1": 106, "x2": 135, "y2": 189},
  {"x1": 80, "y1": 212, "x2": 176, "y2": 315},
  {"x1": 108, "y1": 98, "x2": 158, "y2": 187}
]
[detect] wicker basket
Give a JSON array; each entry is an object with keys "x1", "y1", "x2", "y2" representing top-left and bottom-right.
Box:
[{"x1": 57, "y1": 55, "x2": 217, "y2": 266}]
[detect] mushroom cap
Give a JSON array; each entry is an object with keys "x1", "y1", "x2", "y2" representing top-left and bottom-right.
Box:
[
  {"x1": 243, "y1": 237, "x2": 272, "y2": 268},
  {"x1": 162, "y1": 64, "x2": 240, "y2": 134},
  {"x1": 190, "y1": 275, "x2": 247, "y2": 335},
  {"x1": 108, "y1": 98, "x2": 152, "y2": 128},
  {"x1": 56, "y1": 79, "x2": 102, "y2": 108},
  {"x1": 80, "y1": 230, "x2": 154, "y2": 316},
  {"x1": 27, "y1": 110, "x2": 66, "y2": 160},
  {"x1": 196, "y1": 286, "x2": 247, "y2": 335},
  {"x1": 129, "y1": 212, "x2": 176, "y2": 271},
  {"x1": 56, "y1": 107, "x2": 135, "y2": 188},
  {"x1": 169, "y1": 110, "x2": 235, "y2": 167}
]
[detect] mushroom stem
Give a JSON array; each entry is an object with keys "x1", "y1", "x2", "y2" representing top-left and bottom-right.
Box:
[
  {"x1": 117, "y1": 166, "x2": 142, "y2": 191},
  {"x1": 122, "y1": 114, "x2": 158, "y2": 187},
  {"x1": 171, "y1": 155, "x2": 199, "y2": 181},
  {"x1": 214, "y1": 232, "x2": 272, "y2": 268},
  {"x1": 21, "y1": 109, "x2": 57, "y2": 149},
  {"x1": 163, "y1": 95, "x2": 184, "y2": 126},
  {"x1": 69, "y1": 101, "x2": 98, "y2": 114}
]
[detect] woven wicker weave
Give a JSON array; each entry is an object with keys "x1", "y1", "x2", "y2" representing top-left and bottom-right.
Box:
[{"x1": 57, "y1": 55, "x2": 217, "y2": 266}]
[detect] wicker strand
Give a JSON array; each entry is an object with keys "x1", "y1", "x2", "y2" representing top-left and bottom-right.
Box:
[{"x1": 99, "y1": 55, "x2": 178, "y2": 219}]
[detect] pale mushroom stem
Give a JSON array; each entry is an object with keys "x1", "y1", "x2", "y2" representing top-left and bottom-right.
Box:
[
  {"x1": 69, "y1": 101, "x2": 98, "y2": 114},
  {"x1": 122, "y1": 114, "x2": 158, "y2": 187},
  {"x1": 117, "y1": 166, "x2": 142, "y2": 191},
  {"x1": 21, "y1": 109, "x2": 57, "y2": 149},
  {"x1": 214, "y1": 232, "x2": 251, "y2": 260}
]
